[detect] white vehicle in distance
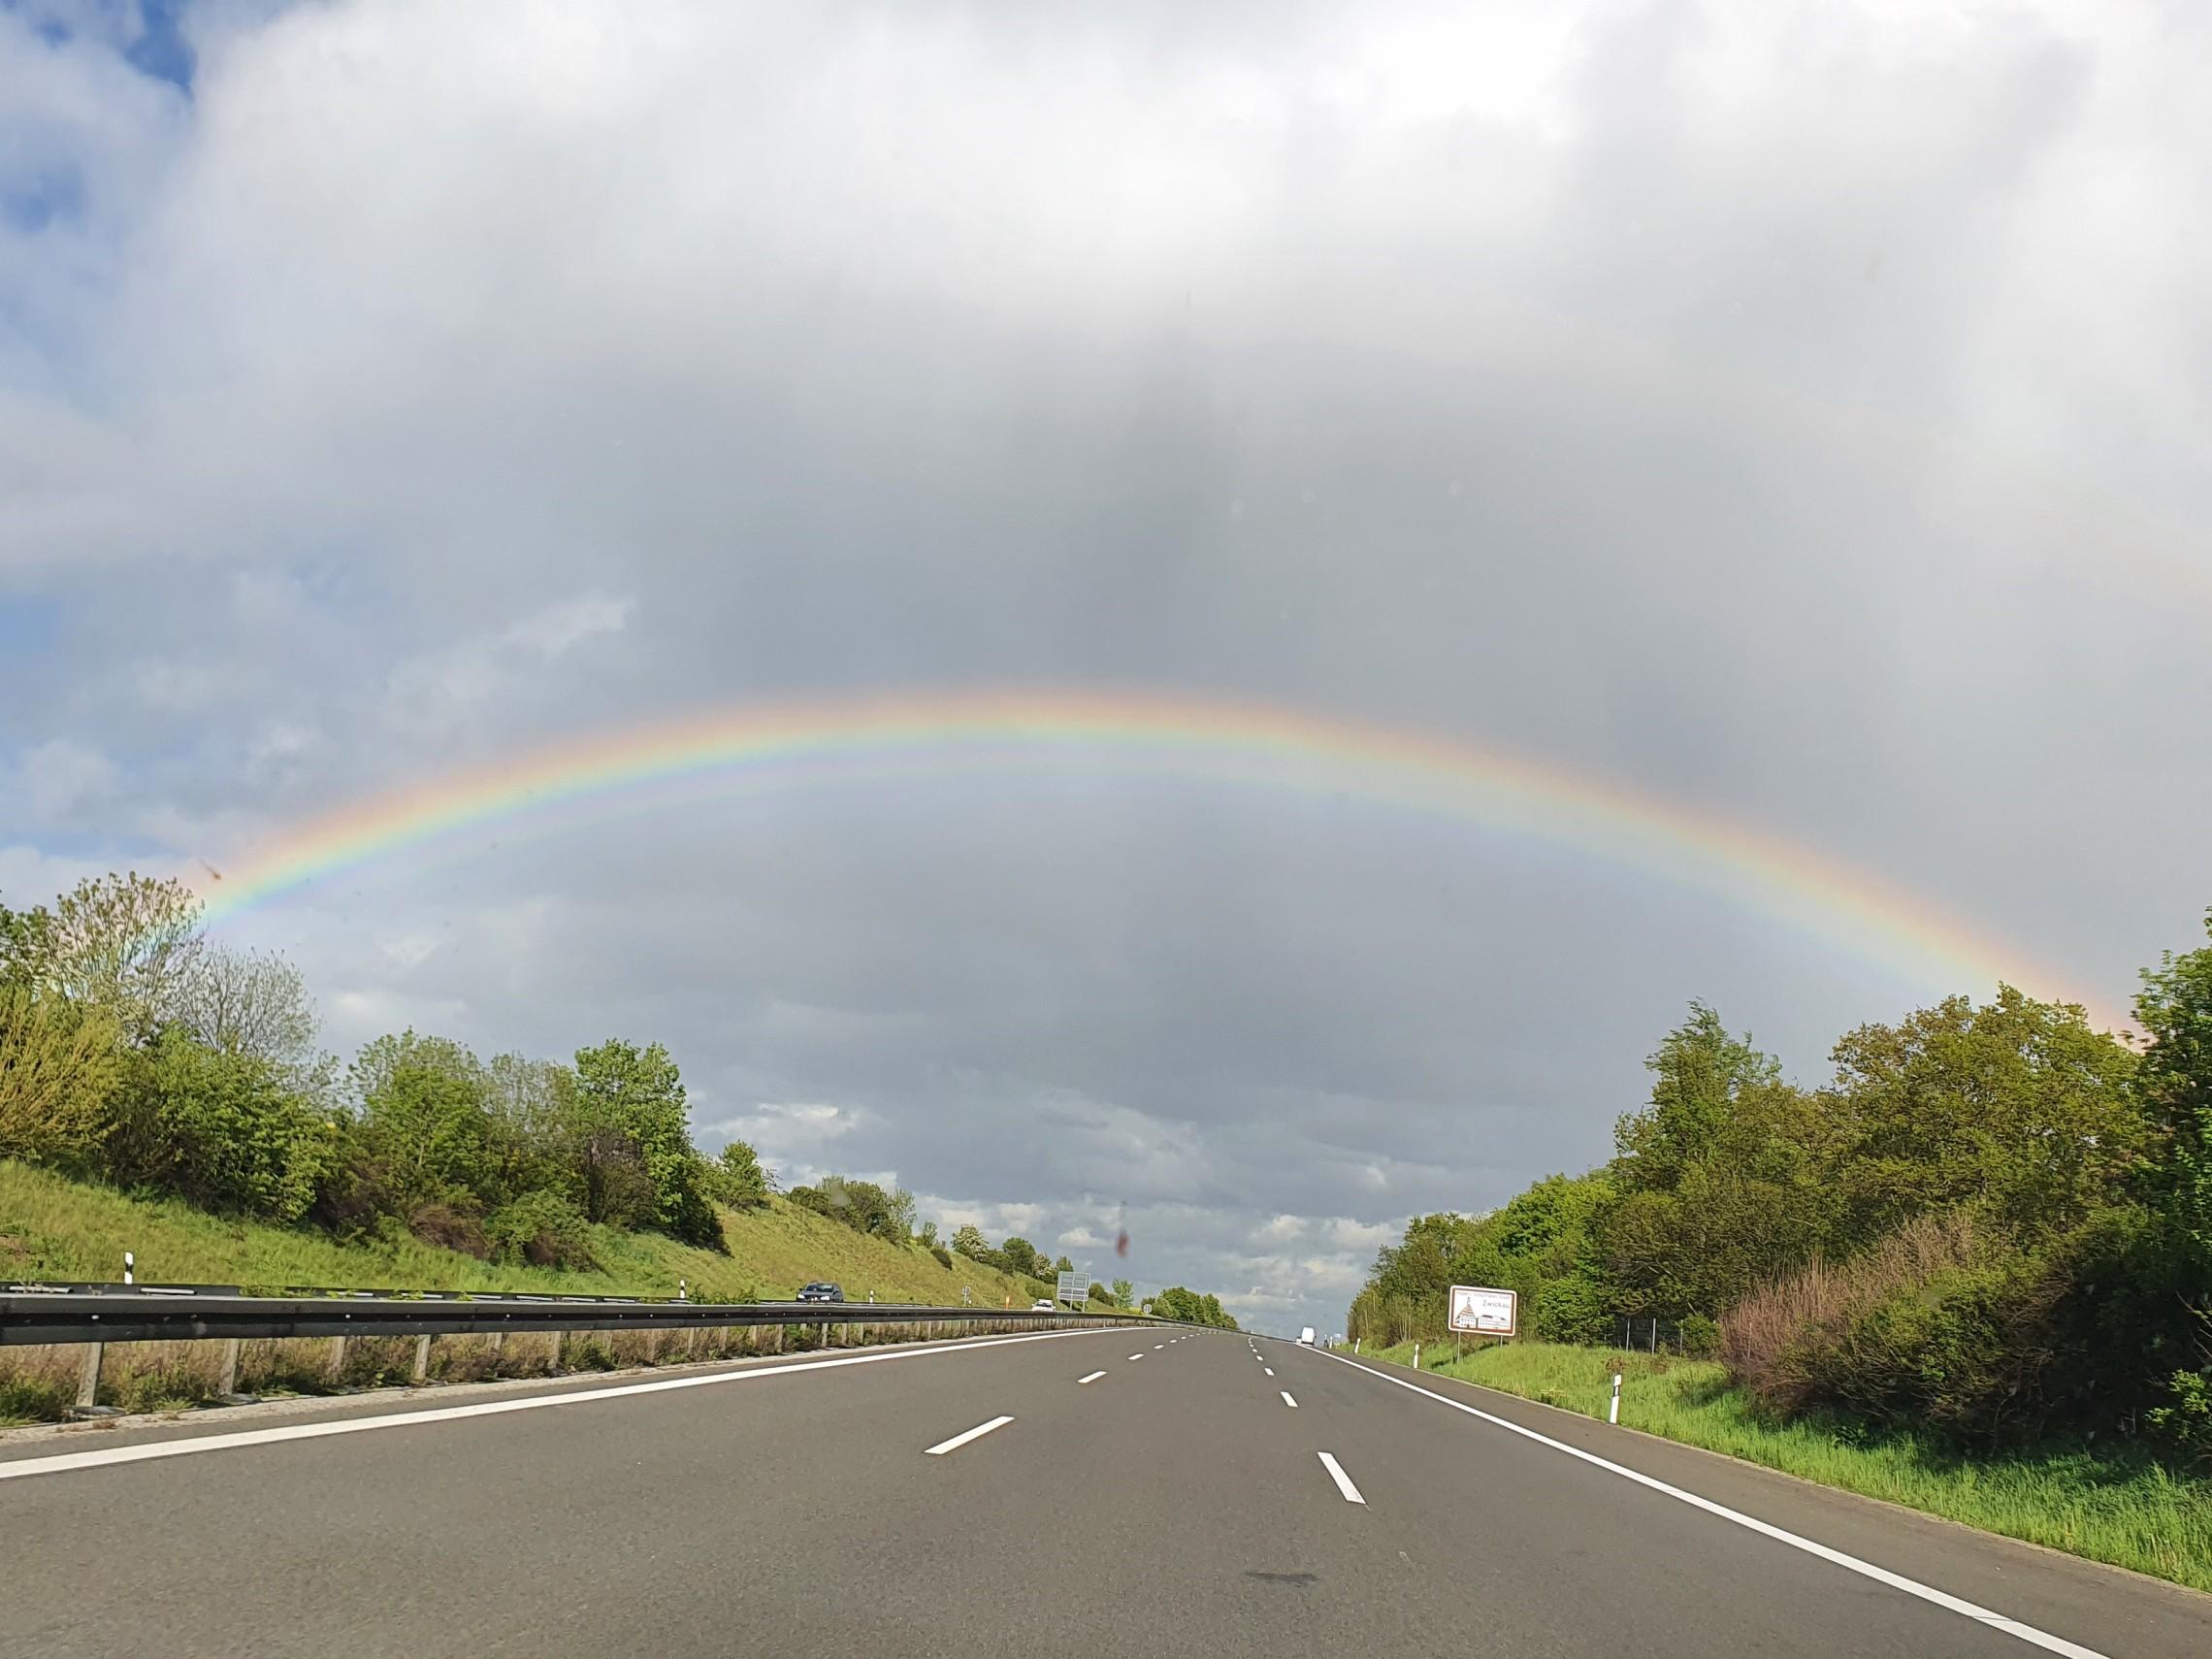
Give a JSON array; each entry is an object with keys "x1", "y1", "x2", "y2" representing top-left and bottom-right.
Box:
[
  {"x1": 1032, "y1": 1299, "x2": 1055, "y2": 1311},
  {"x1": 1298, "y1": 1326, "x2": 1317, "y2": 1346}
]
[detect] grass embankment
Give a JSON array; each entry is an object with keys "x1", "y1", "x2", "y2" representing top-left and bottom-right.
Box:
[
  {"x1": 0, "y1": 1160, "x2": 1063, "y2": 1425},
  {"x1": 1351, "y1": 1339, "x2": 2212, "y2": 1594}
]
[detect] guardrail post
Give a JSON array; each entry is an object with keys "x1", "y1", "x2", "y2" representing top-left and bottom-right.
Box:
[
  {"x1": 216, "y1": 1338, "x2": 241, "y2": 1396},
  {"x1": 412, "y1": 1335, "x2": 432, "y2": 1383},
  {"x1": 327, "y1": 1335, "x2": 348, "y2": 1383},
  {"x1": 76, "y1": 1341, "x2": 103, "y2": 1409},
  {"x1": 549, "y1": 1328, "x2": 565, "y2": 1372}
]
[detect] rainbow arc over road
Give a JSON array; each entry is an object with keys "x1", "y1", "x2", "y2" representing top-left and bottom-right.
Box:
[{"x1": 191, "y1": 688, "x2": 2104, "y2": 1021}]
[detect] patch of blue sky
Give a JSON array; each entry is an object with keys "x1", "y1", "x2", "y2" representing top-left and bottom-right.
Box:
[
  {"x1": 124, "y1": 0, "x2": 193, "y2": 91},
  {"x1": 1, "y1": 1, "x2": 197, "y2": 92},
  {"x1": 2, "y1": 168, "x2": 84, "y2": 235}
]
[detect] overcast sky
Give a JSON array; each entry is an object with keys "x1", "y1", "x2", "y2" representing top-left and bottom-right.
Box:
[{"x1": 4, "y1": 0, "x2": 2207, "y2": 1336}]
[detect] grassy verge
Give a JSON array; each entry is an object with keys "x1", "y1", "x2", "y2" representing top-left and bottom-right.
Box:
[
  {"x1": 1, "y1": 1160, "x2": 1073, "y2": 1425},
  {"x1": 1350, "y1": 1339, "x2": 2212, "y2": 1594},
  {"x1": 0, "y1": 1159, "x2": 1052, "y2": 1306}
]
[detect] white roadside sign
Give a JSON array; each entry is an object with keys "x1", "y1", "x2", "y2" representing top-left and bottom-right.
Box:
[
  {"x1": 1056, "y1": 1271, "x2": 1088, "y2": 1308},
  {"x1": 1448, "y1": 1285, "x2": 1518, "y2": 1337}
]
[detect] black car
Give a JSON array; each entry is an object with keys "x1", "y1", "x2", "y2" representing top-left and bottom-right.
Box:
[{"x1": 796, "y1": 1282, "x2": 845, "y2": 1303}]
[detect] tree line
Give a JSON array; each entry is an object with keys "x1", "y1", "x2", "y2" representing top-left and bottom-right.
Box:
[
  {"x1": 1348, "y1": 911, "x2": 2212, "y2": 1460},
  {"x1": 0, "y1": 872, "x2": 774, "y2": 1272},
  {"x1": 1, "y1": 870, "x2": 1245, "y2": 1318}
]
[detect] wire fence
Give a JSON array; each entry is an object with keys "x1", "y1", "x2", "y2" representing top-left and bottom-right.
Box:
[{"x1": 1613, "y1": 1316, "x2": 1695, "y2": 1354}]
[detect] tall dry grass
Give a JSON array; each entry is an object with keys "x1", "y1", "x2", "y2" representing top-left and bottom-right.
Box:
[{"x1": 1718, "y1": 1211, "x2": 1981, "y2": 1415}]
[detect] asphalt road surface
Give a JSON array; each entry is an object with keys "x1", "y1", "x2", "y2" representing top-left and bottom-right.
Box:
[{"x1": 4, "y1": 1327, "x2": 2208, "y2": 1658}]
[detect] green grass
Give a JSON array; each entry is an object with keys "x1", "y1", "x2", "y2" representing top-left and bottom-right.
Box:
[
  {"x1": 0, "y1": 1160, "x2": 1085, "y2": 1426},
  {"x1": 0, "y1": 1159, "x2": 1054, "y2": 1309},
  {"x1": 1348, "y1": 1339, "x2": 2212, "y2": 1593}
]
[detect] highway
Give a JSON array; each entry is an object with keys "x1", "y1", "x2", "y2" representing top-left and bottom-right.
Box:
[{"x1": 3, "y1": 1327, "x2": 2207, "y2": 1658}]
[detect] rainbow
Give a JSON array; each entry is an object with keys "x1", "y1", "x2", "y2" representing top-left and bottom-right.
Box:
[{"x1": 190, "y1": 688, "x2": 2107, "y2": 1022}]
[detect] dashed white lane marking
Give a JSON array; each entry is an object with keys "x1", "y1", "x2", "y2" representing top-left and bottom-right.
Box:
[
  {"x1": 1317, "y1": 1451, "x2": 1365, "y2": 1504},
  {"x1": 1078, "y1": 1371, "x2": 1107, "y2": 1384},
  {"x1": 925, "y1": 1415, "x2": 1015, "y2": 1456},
  {"x1": 1264, "y1": 1368, "x2": 1274, "y2": 1377},
  {"x1": 1154, "y1": 1344, "x2": 1164, "y2": 1350},
  {"x1": 1317, "y1": 1350, "x2": 2111, "y2": 1659},
  {"x1": 0, "y1": 1326, "x2": 1113, "y2": 1485},
  {"x1": 1128, "y1": 1353, "x2": 1145, "y2": 1361},
  {"x1": 1281, "y1": 1391, "x2": 1298, "y2": 1408}
]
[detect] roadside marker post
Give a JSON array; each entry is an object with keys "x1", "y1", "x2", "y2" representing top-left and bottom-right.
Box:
[{"x1": 1609, "y1": 1373, "x2": 1622, "y2": 1425}]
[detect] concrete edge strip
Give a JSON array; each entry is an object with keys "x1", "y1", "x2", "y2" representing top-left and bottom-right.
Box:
[
  {"x1": 1317, "y1": 1350, "x2": 2108, "y2": 1659},
  {"x1": 0, "y1": 1327, "x2": 1109, "y2": 1484}
]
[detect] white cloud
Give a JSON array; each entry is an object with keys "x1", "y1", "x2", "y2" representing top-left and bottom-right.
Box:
[
  {"x1": 16, "y1": 738, "x2": 117, "y2": 819},
  {"x1": 502, "y1": 590, "x2": 635, "y2": 659},
  {"x1": 379, "y1": 934, "x2": 440, "y2": 971}
]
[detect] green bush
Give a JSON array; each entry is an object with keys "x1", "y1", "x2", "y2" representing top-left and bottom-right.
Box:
[
  {"x1": 1530, "y1": 1275, "x2": 1612, "y2": 1345},
  {"x1": 485, "y1": 1190, "x2": 599, "y2": 1269},
  {"x1": 107, "y1": 1027, "x2": 327, "y2": 1220},
  {"x1": 2146, "y1": 1368, "x2": 2212, "y2": 1463},
  {"x1": 929, "y1": 1245, "x2": 954, "y2": 1269}
]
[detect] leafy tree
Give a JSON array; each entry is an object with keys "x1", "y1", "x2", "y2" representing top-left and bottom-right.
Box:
[
  {"x1": 951, "y1": 1223, "x2": 990, "y2": 1259},
  {"x1": 0, "y1": 985, "x2": 122, "y2": 1167},
  {"x1": 482, "y1": 1053, "x2": 580, "y2": 1205},
  {"x1": 702, "y1": 1138, "x2": 772, "y2": 1209},
  {"x1": 108, "y1": 1027, "x2": 326, "y2": 1220},
  {"x1": 1111, "y1": 1278, "x2": 1134, "y2": 1309},
  {"x1": 19, "y1": 872, "x2": 204, "y2": 1034},
  {"x1": 1612, "y1": 1002, "x2": 1783, "y2": 1194},
  {"x1": 2135, "y1": 910, "x2": 2212, "y2": 1262},
  {"x1": 1821, "y1": 988, "x2": 2141, "y2": 1245},
  {"x1": 571, "y1": 1038, "x2": 721, "y2": 1247},
  {"x1": 1150, "y1": 1285, "x2": 1239, "y2": 1328},
  {"x1": 1052, "y1": 1254, "x2": 1074, "y2": 1275},
  {"x1": 793, "y1": 1175, "x2": 902, "y2": 1238},
  {"x1": 171, "y1": 945, "x2": 327, "y2": 1093},
  {"x1": 918, "y1": 1220, "x2": 939, "y2": 1248},
  {"x1": 349, "y1": 1031, "x2": 495, "y2": 1214},
  {"x1": 999, "y1": 1236, "x2": 1042, "y2": 1279},
  {"x1": 0, "y1": 893, "x2": 52, "y2": 986}
]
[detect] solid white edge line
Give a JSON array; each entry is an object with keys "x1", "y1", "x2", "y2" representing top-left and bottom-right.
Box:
[
  {"x1": 925, "y1": 1415, "x2": 1015, "y2": 1456},
  {"x1": 1281, "y1": 1391, "x2": 1298, "y2": 1408},
  {"x1": 1317, "y1": 1450, "x2": 1365, "y2": 1504},
  {"x1": 1316, "y1": 1350, "x2": 2109, "y2": 1659},
  {"x1": 0, "y1": 1327, "x2": 1113, "y2": 1484},
  {"x1": 1078, "y1": 1370, "x2": 1107, "y2": 1384}
]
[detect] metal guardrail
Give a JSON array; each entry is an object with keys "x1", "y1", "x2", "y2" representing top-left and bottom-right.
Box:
[
  {"x1": 0, "y1": 1283, "x2": 1171, "y2": 1415},
  {"x1": 0, "y1": 1286, "x2": 1154, "y2": 1347}
]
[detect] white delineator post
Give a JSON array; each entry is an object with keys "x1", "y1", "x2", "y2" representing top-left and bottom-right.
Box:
[
  {"x1": 1609, "y1": 1372, "x2": 1622, "y2": 1425},
  {"x1": 122, "y1": 1251, "x2": 135, "y2": 1286},
  {"x1": 1412, "y1": 1342, "x2": 1420, "y2": 1371}
]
